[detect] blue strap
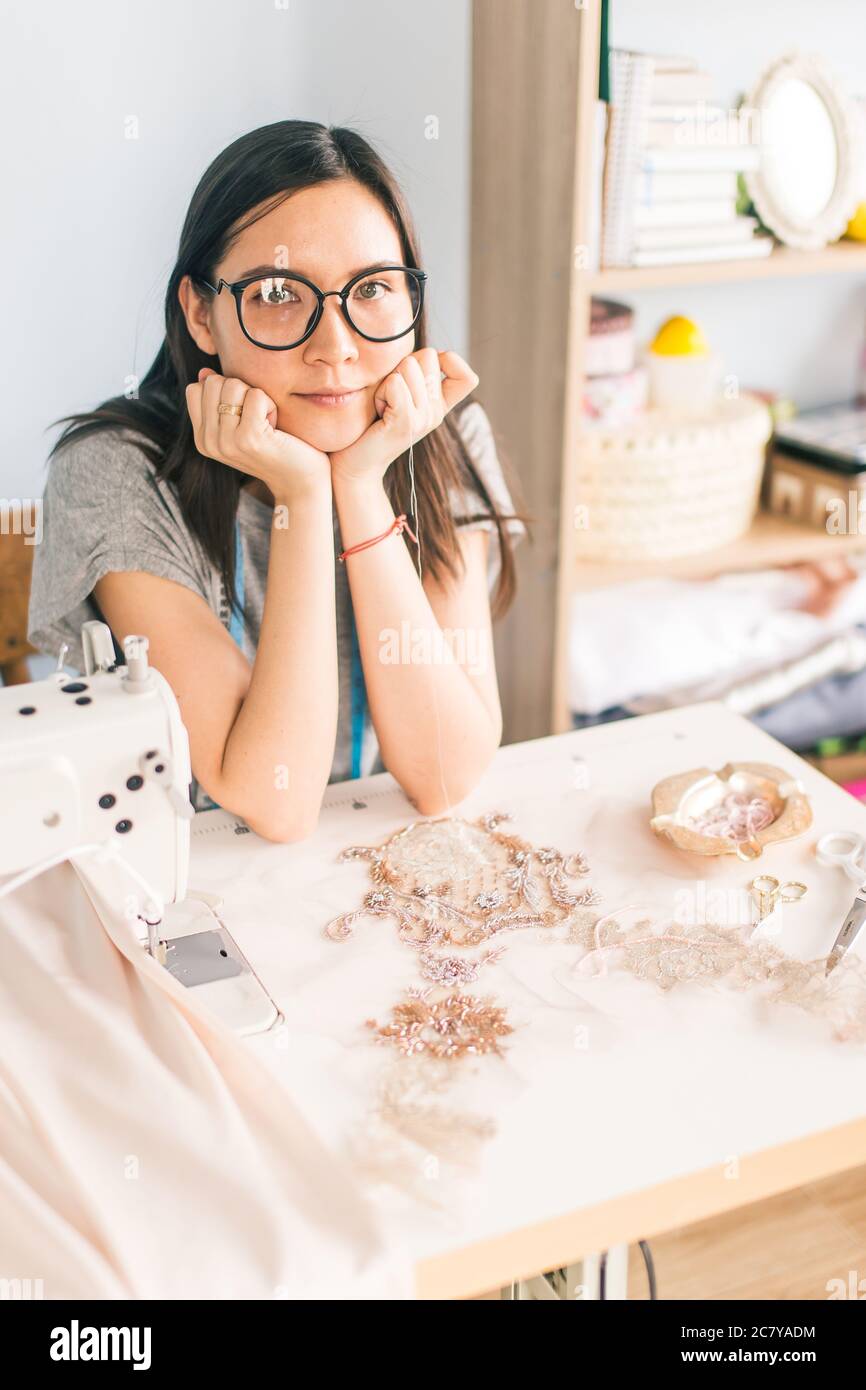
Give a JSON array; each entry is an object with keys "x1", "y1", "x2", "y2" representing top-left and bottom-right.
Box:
[
  {"x1": 199, "y1": 519, "x2": 245, "y2": 812},
  {"x1": 210, "y1": 518, "x2": 366, "y2": 801},
  {"x1": 229, "y1": 517, "x2": 245, "y2": 650},
  {"x1": 348, "y1": 607, "x2": 367, "y2": 779}
]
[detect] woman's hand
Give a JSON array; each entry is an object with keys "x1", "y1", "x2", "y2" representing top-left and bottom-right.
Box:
[
  {"x1": 329, "y1": 348, "x2": 479, "y2": 487},
  {"x1": 186, "y1": 368, "x2": 330, "y2": 501},
  {"x1": 790, "y1": 558, "x2": 859, "y2": 617}
]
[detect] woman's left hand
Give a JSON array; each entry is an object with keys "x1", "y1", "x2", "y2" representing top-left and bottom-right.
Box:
[{"x1": 329, "y1": 347, "x2": 478, "y2": 486}]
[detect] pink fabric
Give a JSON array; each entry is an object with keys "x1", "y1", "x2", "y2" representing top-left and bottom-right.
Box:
[{"x1": 0, "y1": 856, "x2": 411, "y2": 1300}]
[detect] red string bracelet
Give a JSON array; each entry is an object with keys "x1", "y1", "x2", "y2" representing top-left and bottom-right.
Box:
[{"x1": 338, "y1": 513, "x2": 418, "y2": 563}]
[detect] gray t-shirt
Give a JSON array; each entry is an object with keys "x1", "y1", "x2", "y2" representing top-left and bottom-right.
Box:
[{"x1": 28, "y1": 401, "x2": 524, "y2": 810}]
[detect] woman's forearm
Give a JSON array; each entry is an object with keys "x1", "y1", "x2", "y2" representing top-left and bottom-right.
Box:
[
  {"x1": 221, "y1": 478, "x2": 338, "y2": 839},
  {"x1": 332, "y1": 474, "x2": 500, "y2": 813}
]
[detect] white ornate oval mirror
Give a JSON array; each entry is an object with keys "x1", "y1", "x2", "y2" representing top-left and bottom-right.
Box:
[{"x1": 744, "y1": 52, "x2": 861, "y2": 249}]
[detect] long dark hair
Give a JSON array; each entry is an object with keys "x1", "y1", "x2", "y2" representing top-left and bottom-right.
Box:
[{"x1": 50, "y1": 120, "x2": 519, "y2": 622}]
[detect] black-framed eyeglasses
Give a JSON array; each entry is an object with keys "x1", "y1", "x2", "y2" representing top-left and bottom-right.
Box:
[{"x1": 194, "y1": 263, "x2": 428, "y2": 351}]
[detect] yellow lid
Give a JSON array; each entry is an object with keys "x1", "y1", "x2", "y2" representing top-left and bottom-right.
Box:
[
  {"x1": 846, "y1": 203, "x2": 866, "y2": 241},
  {"x1": 650, "y1": 315, "x2": 709, "y2": 356}
]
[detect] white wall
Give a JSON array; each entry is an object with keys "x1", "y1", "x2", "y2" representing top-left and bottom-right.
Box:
[
  {"x1": 1, "y1": 0, "x2": 470, "y2": 501},
  {"x1": 610, "y1": 0, "x2": 866, "y2": 406},
  {"x1": 8, "y1": 1, "x2": 866, "y2": 504}
]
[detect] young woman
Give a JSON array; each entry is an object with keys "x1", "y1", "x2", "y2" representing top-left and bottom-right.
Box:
[{"x1": 28, "y1": 120, "x2": 524, "y2": 842}]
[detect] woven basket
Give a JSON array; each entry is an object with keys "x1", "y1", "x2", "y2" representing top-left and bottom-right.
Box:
[{"x1": 575, "y1": 395, "x2": 772, "y2": 560}]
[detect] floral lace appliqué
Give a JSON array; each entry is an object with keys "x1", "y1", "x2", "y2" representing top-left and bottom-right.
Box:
[
  {"x1": 325, "y1": 811, "x2": 600, "y2": 951},
  {"x1": 574, "y1": 909, "x2": 866, "y2": 1044},
  {"x1": 366, "y1": 985, "x2": 513, "y2": 1059},
  {"x1": 326, "y1": 812, "x2": 601, "y2": 1061}
]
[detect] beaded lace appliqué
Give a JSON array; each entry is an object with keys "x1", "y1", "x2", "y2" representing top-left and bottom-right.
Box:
[
  {"x1": 325, "y1": 811, "x2": 599, "y2": 949},
  {"x1": 365, "y1": 985, "x2": 513, "y2": 1059},
  {"x1": 567, "y1": 909, "x2": 866, "y2": 1045},
  {"x1": 344, "y1": 1056, "x2": 498, "y2": 1205},
  {"x1": 327, "y1": 811, "x2": 866, "y2": 1050},
  {"x1": 325, "y1": 811, "x2": 600, "y2": 1061},
  {"x1": 327, "y1": 812, "x2": 866, "y2": 1199}
]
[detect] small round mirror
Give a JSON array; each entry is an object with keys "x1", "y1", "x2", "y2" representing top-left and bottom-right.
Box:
[
  {"x1": 762, "y1": 78, "x2": 838, "y2": 222},
  {"x1": 744, "y1": 53, "x2": 860, "y2": 249}
]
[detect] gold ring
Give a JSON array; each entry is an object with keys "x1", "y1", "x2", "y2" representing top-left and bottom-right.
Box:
[
  {"x1": 750, "y1": 875, "x2": 779, "y2": 895},
  {"x1": 779, "y1": 882, "x2": 808, "y2": 902},
  {"x1": 218, "y1": 403, "x2": 243, "y2": 417}
]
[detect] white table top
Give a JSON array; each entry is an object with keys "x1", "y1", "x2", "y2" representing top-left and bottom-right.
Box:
[{"x1": 176, "y1": 700, "x2": 866, "y2": 1298}]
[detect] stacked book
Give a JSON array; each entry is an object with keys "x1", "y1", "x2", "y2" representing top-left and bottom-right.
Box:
[{"x1": 601, "y1": 50, "x2": 772, "y2": 269}]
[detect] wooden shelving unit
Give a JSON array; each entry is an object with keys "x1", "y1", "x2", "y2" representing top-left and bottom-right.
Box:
[
  {"x1": 469, "y1": 0, "x2": 866, "y2": 744},
  {"x1": 589, "y1": 240, "x2": 866, "y2": 292},
  {"x1": 573, "y1": 510, "x2": 866, "y2": 592}
]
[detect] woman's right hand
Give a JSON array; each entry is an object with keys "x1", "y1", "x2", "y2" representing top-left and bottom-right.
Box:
[{"x1": 185, "y1": 368, "x2": 330, "y2": 500}]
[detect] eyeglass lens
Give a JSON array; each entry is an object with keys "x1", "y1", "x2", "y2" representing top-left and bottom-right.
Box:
[{"x1": 239, "y1": 269, "x2": 421, "y2": 347}]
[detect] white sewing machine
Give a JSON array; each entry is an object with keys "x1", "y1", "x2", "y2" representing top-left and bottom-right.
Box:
[
  {"x1": 0, "y1": 622, "x2": 191, "y2": 899},
  {"x1": 0, "y1": 622, "x2": 278, "y2": 1033}
]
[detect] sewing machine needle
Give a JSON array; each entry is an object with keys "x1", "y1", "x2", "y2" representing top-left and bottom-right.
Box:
[{"x1": 826, "y1": 887, "x2": 866, "y2": 976}]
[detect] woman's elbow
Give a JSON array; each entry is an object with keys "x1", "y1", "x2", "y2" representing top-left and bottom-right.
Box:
[
  {"x1": 404, "y1": 753, "x2": 498, "y2": 817},
  {"x1": 245, "y1": 811, "x2": 319, "y2": 844},
  {"x1": 205, "y1": 779, "x2": 322, "y2": 844}
]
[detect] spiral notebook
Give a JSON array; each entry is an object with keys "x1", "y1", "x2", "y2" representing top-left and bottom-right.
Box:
[{"x1": 601, "y1": 50, "x2": 655, "y2": 268}]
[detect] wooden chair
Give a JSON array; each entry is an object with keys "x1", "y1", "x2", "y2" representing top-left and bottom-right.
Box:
[{"x1": 0, "y1": 529, "x2": 37, "y2": 685}]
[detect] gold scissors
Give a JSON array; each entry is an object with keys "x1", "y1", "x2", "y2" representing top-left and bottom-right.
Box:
[{"x1": 748, "y1": 875, "x2": 808, "y2": 926}]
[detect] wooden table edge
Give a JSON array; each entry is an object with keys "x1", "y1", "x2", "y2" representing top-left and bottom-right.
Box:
[{"x1": 413, "y1": 1114, "x2": 866, "y2": 1300}]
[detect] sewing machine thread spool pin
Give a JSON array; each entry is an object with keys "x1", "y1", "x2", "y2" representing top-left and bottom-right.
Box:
[{"x1": 122, "y1": 635, "x2": 153, "y2": 693}]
